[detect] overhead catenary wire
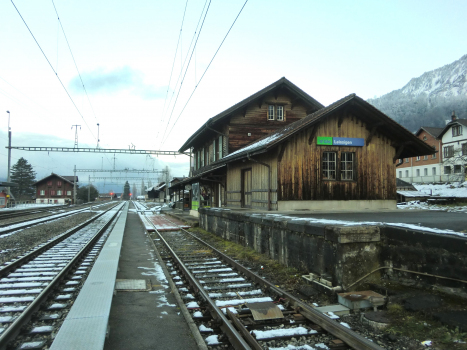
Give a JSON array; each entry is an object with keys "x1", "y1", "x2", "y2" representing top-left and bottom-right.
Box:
[
  {"x1": 159, "y1": 0, "x2": 211, "y2": 147},
  {"x1": 10, "y1": 0, "x2": 96, "y2": 141},
  {"x1": 157, "y1": 0, "x2": 189, "y2": 143},
  {"x1": 50, "y1": 0, "x2": 99, "y2": 123},
  {"x1": 161, "y1": 0, "x2": 249, "y2": 146}
]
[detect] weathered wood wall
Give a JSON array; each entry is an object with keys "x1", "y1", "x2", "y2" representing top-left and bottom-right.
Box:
[
  {"x1": 226, "y1": 153, "x2": 278, "y2": 210},
  {"x1": 227, "y1": 91, "x2": 316, "y2": 154},
  {"x1": 277, "y1": 112, "x2": 397, "y2": 201}
]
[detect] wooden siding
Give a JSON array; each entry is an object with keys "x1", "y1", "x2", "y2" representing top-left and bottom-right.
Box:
[
  {"x1": 277, "y1": 113, "x2": 397, "y2": 201},
  {"x1": 228, "y1": 91, "x2": 314, "y2": 154},
  {"x1": 226, "y1": 153, "x2": 278, "y2": 210}
]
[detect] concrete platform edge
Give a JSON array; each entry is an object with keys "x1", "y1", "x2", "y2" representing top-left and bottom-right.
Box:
[{"x1": 137, "y1": 212, "x2": 208, "y2": 350}]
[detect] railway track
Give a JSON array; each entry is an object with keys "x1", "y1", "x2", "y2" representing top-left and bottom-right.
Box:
[
  {"x1": 0, "y1": 203, "x2": 111, "y2": 235},
  {"x1": 0, "y1": 202, "x2": 124, "y2": 350},
  {"x1": 147, "y1": 214, "x2": 384, "y2": 350},
  {"x1": 0, "y1": 205, "x2": 72, "y2": 221}
]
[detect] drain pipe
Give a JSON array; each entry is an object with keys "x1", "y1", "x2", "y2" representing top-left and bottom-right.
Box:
[
  {"x1": 345, "y1": 266, "x2": 467, "y2": 291},
  {"x1": 247, "y1": 154, "x2": 271, "y2": 211}
]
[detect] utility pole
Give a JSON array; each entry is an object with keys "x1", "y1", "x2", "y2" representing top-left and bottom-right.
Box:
[
  {"x1": 73, "y1": 165, "x2": 77, "y2": 204},
  {"x1": 88, "y1": 175, "x2": 91, "y2": 202},
  {"x1": 113, "y1": 154, "x2": 116, "y2": 170},
  {"x1": 6, "y1": 111, "x2": 11, "y2": 207},
  {"x1": 165, "y1": 165, "x2": 169, "y2": 203},
  {"x1": 96, "y1": 123, "x2": 100, "y2": 148},
  {"x1": 71, "y1": 125, "x2": 81, "y2": 148}
]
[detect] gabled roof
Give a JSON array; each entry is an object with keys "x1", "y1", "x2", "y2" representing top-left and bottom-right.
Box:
[
  {"x1": 178, "y1": 77, "x2": 324, "y2": 152},
  {"x1": 416, "y1": 126, "x2": 444, "y2": 139},
  {"x1": 33, "y1": 173, "x2": 77, "y2": 186},
  {"x1": 214, "y1": 93, "x2": 435, "y2": 164},
  {"x1": 438, "y1": 119, "x2": 467, "y2": 138}
]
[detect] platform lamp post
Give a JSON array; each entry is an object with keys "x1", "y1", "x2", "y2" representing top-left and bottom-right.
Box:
[{"x1": 6, "y1": 111, "x2": 11, "y2": 207}]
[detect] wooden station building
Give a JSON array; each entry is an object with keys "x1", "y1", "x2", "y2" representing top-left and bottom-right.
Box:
[{"x1": 173, "y1": 79, "x2": 435, "y2": 212}]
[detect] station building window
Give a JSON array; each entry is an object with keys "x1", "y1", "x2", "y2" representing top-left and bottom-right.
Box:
[
  {"x1": 322, "y1": 151, "x2": 355, "y2": 181},
  {"x1": 40, "y1": 190, "x2": 45, "y2": 196},
  {"x1": 268, "y1": 105, "x2": 285, "y2": 121},
  {"x1": 57, "y1": 190, "x2": 62, "y2": 195}
]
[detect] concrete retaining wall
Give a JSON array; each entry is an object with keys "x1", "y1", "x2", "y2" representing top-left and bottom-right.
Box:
[{"x1": 199, "y1": 208, "x2": 467, "y2": 292}]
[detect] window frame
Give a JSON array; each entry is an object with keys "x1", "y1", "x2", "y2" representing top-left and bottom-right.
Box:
[
  {"x1": 322, "y1": 152, "x2": 337, "y2": 180},
  {"x1": 452, "y1": 125, "x2": 463, "y2": 137},
  {"x1": 444, "y1": 166, "x2": 452, "y2": 175},
  {"x1": 40, "y1": 190, "x2": 45, "y2": 196},
  {"x1": 67, "y1": 190, "x2": 72, "y2": 196},
  {"x1": 454, "y1": 165, "x2": 462, "y2": 173},
  {"x1": 268, "y1": 105, "x2": 275, "y2": 120},
  {"x1": 444, "y1": 145, "x2": 454, "y2": 158},
  {"x1": 276, "y1": 105, "x2": 284, "y2": 121},
  {"x1": 340, "y1": 152, "x2": 355, "y2": 181},
  {"x1": 462, "y1": 143, "x2": 467, "y2": 156},
  {"x1": 432, "y1": 167, "x2": 436, "y2": 175}
]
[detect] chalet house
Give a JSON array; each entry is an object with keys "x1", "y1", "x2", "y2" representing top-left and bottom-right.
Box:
[
  {"x1": 34, "y1": 173, "x2": 77, "y2": 204},
  {"x1": 438, "y1": 114, "x2": 467, "y2": 182},
  {"x1": 396, "y1": 126, "x2": 443, "y2": 183},
  {"x1": 212, "y1": 94, "x2": 434, "y2": 211},
  {"x1": 174, "y1": 77, "x2": 324, "y2": 214}
]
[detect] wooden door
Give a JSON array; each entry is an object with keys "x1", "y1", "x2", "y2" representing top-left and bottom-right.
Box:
[{"x1": 241, "y1": 168, "x2": 252, "y2": 208}]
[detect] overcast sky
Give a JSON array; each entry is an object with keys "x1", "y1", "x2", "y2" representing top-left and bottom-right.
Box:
[{"x1": 1, "y1": 0, "x2": 466, "y2": 192}]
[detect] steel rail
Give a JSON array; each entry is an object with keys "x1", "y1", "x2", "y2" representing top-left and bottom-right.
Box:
[
  {"x1": 161, "y1": 216, "x2": 385, "y2": 350},
  {"x1": 0, "y1": 202, "x2": 124, "y2": 350},
  {"x1": 153, "y1": 228, "x2": 252, "y2": 350},
  {"x1": 0, "y1": 205, "x2": 71, "y2": 220},
  {"x1": 0, "y1": 202, "x2": 119, "y2": 277}
]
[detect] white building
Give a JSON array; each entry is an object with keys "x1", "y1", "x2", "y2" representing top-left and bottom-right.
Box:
[{"x1": 439, "y1": 115, "x2": 467, "y2": 182}]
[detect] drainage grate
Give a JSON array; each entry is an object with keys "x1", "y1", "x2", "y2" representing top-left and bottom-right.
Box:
[{"x1": 115, "y1": 279, "x2": 151, "y2": 291}]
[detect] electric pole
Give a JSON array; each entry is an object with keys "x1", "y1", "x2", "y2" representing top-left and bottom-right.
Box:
[
  {"x1": 71, "y1": 125, "x2": 81, "y2": 148},
  {"x1": 6, "y1": 111, "x2": 11, "y2": 206}
]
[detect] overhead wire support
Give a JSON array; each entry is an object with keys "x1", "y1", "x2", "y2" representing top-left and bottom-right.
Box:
[
  {"x1": 8, "y1": 146, "x2": 188, "y2": 156},
  {"x1": 161, "y1": 0, "x2": 249, "y2": 146},
  {"x1": 160, "y1": 0, "x2": 211, "y2": 146},
  {"x1": 10, "y1": 0, "x2": 96, "y2": 140}
]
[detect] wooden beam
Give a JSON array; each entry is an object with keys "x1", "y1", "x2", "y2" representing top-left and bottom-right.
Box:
[
  {"x1": 243, "y1": 107, "x2": 247, "y2": 118},
  {"x1": 308, "y1": 126, "x2": 318, "y2": 145},
  {"x1": 277, "y1": 142, "x2": 288, "y2": 162},
  {"x1": 393, "y1": 144, "x2": 405, "y2": 163},
  {"x1": 257, "y1": 99, "x2": 263, "y2": 109},
  {"x1": 366, "y1": 122, "x2": 384, "y2": 145},
  {"x1": 290, "y1": 96, "x2": 301, "y2": 110}
]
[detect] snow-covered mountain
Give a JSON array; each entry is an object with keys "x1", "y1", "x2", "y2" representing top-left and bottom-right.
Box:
[{"x1": 368, "y1": 54, "x2": 467, "y2": 132}]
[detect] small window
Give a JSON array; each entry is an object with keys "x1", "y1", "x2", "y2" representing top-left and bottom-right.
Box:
[
  {"x1": 50, "y1": 190, "x2": 56, "y2": 196},
  {"x1": 398, "y1": 159, "x2": 402, "y2": 164},
  {"x1": 47, "y1": 181, "x2": 52, "y2": 186},
  {"x1": 416, "y1": 156, "x2": 420, "y2": 161},
  {"x1": 405, "y1": 170, "x2": 409, "y2": 177},
  {"x1": 276, "y1": 106, "x2": 284, "y2": 121},
  {"x1": 67, "y1": 191, "x2": 72, "y2": 196},
  {"x1": 405, "y1": 158, "x2": 409, "y2": 163},
  {"x1": 57, "y1": 190, "x2": 62, "y2": 196},
  {"x1": 322, "y1": 152, "x2": 337, "y2": 180},
  {"x1": 424, "y1": 168, "x2": 428, "y2": 176},
  {"x1": 200, "y1": 148, "x2": 205, "y2": 167},
  {"x1": 40, "y1": 190, "x2": 45, "y2": 196},
  {"x1": 218, "y1": 136, "x2": 223, "y2": 159},
  {"x1": 57, "y1": 181, "x2": 62, "y2": 187},
  {"x1": 423, "y1": 135, "x2": 427, "y2": 141},
  {"x1": 462, "y1": 143, "x2": 467, "y2": 156},
  {"x1": 452, "y1": 125, "x2": 463, "y2": 137},
  {"x1": 432, "y1": 167, "x2": 436, "y2": 175},
  {"x1": 432, "y1": 146, "x2": 437, "y2": 159},
  {"x1": 416, "y1": 169, "x2": 420, "y2": 176},
  {"x1": 423, "y1": 155, "x2": 428, "y2": 160},
  {"x1": 443, "y1": 146, "x2": 454, "y2": 158},
  {"x1": 268, "y1": 105, "x2": 275, "y2": 120},
  {"x1": 444, "y1": 166, "x2": 452, "y2": 175},
  {"x1": 454, "y1": 165, "x2": 462, "y2": 173},
  {"x1": 398, "y1": 171, "x2": 402, "y2": 178},
  {"x1": 340, "y1": 152, "x2": 355, "y2": 180}
]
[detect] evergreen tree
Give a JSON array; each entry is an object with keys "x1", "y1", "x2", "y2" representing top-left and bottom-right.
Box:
[
  {"x1": 123, "y1": 181, "x2": 130, "y2": 200},
  {"x1": 77, "y1": 185, "x2": 99, "y2": 202},
  {"x1": 10, "y1": 157, "x2": 36, "y2": 200}
]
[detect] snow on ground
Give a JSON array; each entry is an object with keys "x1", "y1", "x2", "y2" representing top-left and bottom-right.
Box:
[
  {"x1": 0, "y1": 203, "x2": 63, "y2": 210},
  {"x1": 413, "y1": 181, "x2": 467, "y2": 197}
]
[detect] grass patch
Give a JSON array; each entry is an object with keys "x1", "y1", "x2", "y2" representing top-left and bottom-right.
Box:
[
  {"x1": 386, "y1": 303, "x2": 467, "y2": 348},
  {"x1": 188, "y1": 227, "x2": 305, "y2": 289}
]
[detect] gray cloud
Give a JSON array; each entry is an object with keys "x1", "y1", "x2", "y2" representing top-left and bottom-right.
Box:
[{"x1": 69, "y1": 66, "x2": 166, "y2": 100}]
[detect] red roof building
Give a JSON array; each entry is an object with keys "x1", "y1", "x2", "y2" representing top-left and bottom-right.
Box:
[{"x1": 34, "y1": 173, "x2": 78, "y2": 204}]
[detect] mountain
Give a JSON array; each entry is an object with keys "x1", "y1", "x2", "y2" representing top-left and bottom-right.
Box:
[{"x1": 368, "y1": 54, "x2": 467, "y2": 132}]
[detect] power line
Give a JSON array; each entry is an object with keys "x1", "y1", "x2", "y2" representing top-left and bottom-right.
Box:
[
  {"x1": 161, "y1": 0, "x2": 249, "y2": 146},
  {"x1": 50, "y1": 0, "x2": 99, "y2": 123},
  {"x1": 10, "y1": 0, "x2": 96, "y2": 140},
  {"x1": 160, "y1": 0, "x2": 211, "y2": 146},
  {"x1": 158, "y1": 0, "x2": 210, "y2": 148}
]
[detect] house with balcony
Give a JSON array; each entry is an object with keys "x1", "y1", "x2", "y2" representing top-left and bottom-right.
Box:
[
  {"x1": 34, "y1": 173, "x2": 77, "y2": 204},
  {"x1": 438, "y1": 113, "x2": 467, "y2": 182}
]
